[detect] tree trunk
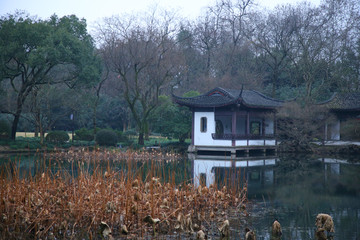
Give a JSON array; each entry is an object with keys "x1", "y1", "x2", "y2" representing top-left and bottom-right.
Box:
[
  {"x1": 34, "y1": 127, "x2": 39, "y2": 137},
  {"x1": 93, "y1": 102, "x2": 98, "y2": 141},
  {"x1": 35, "y1": 111, "x2": 41, "y2": 140},
  {"x1": 40, "y1": 127, "x2": 45, "y2": 145},
  {"x1": 11, "y1": 84, "x2": 32, "y2": 140},
  {"x1": 11, "y1": 113, "x2": 21, "y2": 140},
  {"x1": 144, "y1": 121, "x2": 149, "y2": 141},
  {"x1": 138, "y1": 132, "x2": 144, "y2": 145}
]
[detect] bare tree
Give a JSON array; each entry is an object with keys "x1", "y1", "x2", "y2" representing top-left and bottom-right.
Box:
[
  {"x1": 96, "y1": 10, "x2": 184, "y2": 145},
  {"x1": 249, "y1": 4, "x2": 296, "y2": 97},
  {"x1": 210, "y1": 0, "x2": 254, "y2": 77},
  {"x1": 193, "y1": 12, "x2": 220, "y2": 79},
  {"x1": 321, "y1": 0, "x2": 360, "y2": 92},
  {"x1": 287, "y1": 2, "x2": 332, "y2": 101}
]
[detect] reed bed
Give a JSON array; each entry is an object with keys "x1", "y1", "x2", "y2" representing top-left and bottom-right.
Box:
[
  {"x1": 0, "y1": 149, "x2": 247, "y2": 239},
  {"x1": 47, "y1": 147, "x2": 181, "y2": 163}
]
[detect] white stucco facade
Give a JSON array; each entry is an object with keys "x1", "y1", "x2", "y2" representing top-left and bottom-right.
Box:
[
  {"x1": 193, "y1": 111, "x2": 277, "y2": 147},
  {"x1": 194, "y1": 111, "x2": 232, "y2": 147}
]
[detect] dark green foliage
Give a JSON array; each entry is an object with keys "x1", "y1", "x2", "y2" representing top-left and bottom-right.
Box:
[
  {"x1": 96, "y1": 129, "x2": 118, "y2": 146},
  {"x1": 0, "y1": 13, "x2": 101, "y2": 140},
  {"x1": 0, "y1": 119, "x2": 11, "y2": 139},
  {"x1": 74, "y1": 128, "x2": 129, "y2": 145},
  {"x1": 9, "y1": 137, "x2": 43, "y2": 150},
  {"x1": 150, "y1": 91, "x2": 199, "y2": 143},
  {"x1": 115, "y1": 130, "x2": 129, "y2": 143},
  {"x1": 277, "y1": 102, "x2": 328, "y2": 152},
  {"x1": 124, "y1": 129, "x2": 137, "y2": 137},
  {"x1": 74, "y1": 128, "x2": 96, "y2": 141},
  {"x1": 341, "y1": 119, "x2": 360, "y2": 141},
  {"x1": 46, "y1": 131, "x2": 70, "y2": 144}
]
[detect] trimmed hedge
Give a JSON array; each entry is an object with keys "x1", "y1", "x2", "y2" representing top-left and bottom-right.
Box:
[
  {"x1": 46, "y1": 131, "x2": 70, "y2": 144},
  {"x1": 74, "y1": 128, "x2": 96, "y2": 141},
  {"x1": 96, "y1": 129, "x2": 118, "y2": 146}
]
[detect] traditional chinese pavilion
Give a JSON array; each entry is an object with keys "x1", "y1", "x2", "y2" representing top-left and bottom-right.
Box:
[
  {"x1": 173, "y1": 87, "x2": 283, "y2": 155},
  {"x1": 319, "y1": 92, "x2": 360, "y2": 141}
]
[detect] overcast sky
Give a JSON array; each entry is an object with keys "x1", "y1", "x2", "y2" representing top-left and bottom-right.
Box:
[{"x1": 1, "y1": 0, "x2": 321, "y2": 30}]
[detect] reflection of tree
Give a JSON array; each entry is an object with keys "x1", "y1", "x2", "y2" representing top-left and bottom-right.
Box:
[
  {"x1": 274, "y1": 154, "x2": 360, "y2": 205},
  {"x1": 275, "y1": 154, "x2": 319, "y2": 183},
  {"x1": 255, "y1": 155, "x2": 360, "y2": 239}
]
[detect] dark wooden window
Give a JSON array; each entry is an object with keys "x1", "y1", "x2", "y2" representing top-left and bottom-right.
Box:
[{"x1": 200, "y1": 117, "x2": 207, "y2": 132}]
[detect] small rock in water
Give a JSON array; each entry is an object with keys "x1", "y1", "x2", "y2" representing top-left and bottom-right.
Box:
[
  {"x1": 143, "y1": 215, "x2": 160, "y2": 224},
  {"x1": 197, "y1": 230, "x2": 206, "y2": 240},
  {"x1": 100, "y1": 221, "x2": 113, "y2": 239},
  {"x1": 272, "y1": 219, "x2": 282, "y2": 236},
  {"x1": 218, "y1": 220, "x2": 230, "y2": 237},
  {"x1": 245, "y1": 227, "x2": 256, "y2": 240}
]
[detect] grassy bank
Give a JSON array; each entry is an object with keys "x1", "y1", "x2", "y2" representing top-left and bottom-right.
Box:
[{"x1": 0, "y1": 132, "x2": 190, "y2": 153}]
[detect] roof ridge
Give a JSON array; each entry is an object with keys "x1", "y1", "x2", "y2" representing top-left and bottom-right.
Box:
[
  {"x1": 173, "y1": 87, "x2": 284, "y2": 108},
  {"x1": 205, "y1": 87, "x2": 236, "y2": 99},
  {"x1": 316, "y1": 92, "x2": 338, "y2": 105}
]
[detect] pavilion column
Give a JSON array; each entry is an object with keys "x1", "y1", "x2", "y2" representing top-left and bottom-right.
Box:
[
  {"x1": 191, "y1": 110, "x2": 195, "y2": 145},
  {"x1": 232, "y1": 111, "x2": 236, "y2": 146},
  {"x1": 273, "y1": 111, "x2": 277, "y2": 146},
  {"x1": 262, "y1": 117, "x2": 265, "y2": 136},
  {"x1": 246, "y1": 111, "x2": 250, "y2": 146},
  {"x1": 246, "y1": 111, "x2": 250, "y2": 135},
  {"x1": 324, "y1": 122, "x2": 328, "y2": 143}
]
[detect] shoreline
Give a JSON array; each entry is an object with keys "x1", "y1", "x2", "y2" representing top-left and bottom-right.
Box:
[{"x1": 1, "y1": 141, "x2": 360, "y2": 155}]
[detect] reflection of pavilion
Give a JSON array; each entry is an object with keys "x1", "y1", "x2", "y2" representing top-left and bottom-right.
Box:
[
  {"x1": 189, "y1": 154, "x2": 279, "y2": 189},
  {"x1": 190, "y1": 154, "x2": 360, "y2": 202},
  {"x1": 319, "y1": 158, "x2": 360, "y2": 182}
]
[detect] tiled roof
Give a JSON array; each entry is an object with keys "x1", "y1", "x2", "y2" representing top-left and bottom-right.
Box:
[
  {"x1": 173, "y1": 87, "x2": 283, "y2": 109},
  {"x1": 320, "y1": 92, "x2": 360, "y2": 111}
]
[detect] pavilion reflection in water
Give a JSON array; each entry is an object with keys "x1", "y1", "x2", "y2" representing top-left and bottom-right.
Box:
[
  {"x1": 189, "y1": 154, "x2": 279, "y2": 191},
  {"x1": 189, "y1": 154, "x2": 359, "y2": 197}
]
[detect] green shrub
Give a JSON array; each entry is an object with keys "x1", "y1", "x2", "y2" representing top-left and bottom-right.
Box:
[
  {"x1": 6, "y1": 137, "x2": 41, "y2": 149},
  {"x1": 96, "y1": 129, "x2": 118, "y2": 146},
  {"x1": 0, "y1": 119, "x2": 11, "y2": 139},
  {"x1": 74, "y1": 128, "x2": 96, "y2": 141},
  {"x1": 46, "y1": 131, "x2": 70, "y2": 144},
  {"x1": 124, "y1": 129, "x2": 137, "y2": 137},
  {"x1": 115, "y1": 130, "x2": 129, "y2": 143}
]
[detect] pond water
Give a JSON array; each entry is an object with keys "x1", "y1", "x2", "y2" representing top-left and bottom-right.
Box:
[
  {"x1": 191, "y1": 153, "x2": 360, "y2": 240},
  {"x1": 1, "y1": 152, "x2": 359, "y2": 239}
]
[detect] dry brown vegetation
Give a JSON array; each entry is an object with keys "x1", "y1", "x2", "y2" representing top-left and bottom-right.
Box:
[
  {"x1": 0, "y1": 149, "x2": 247, "y2": 239},
  {"x1": 48, "y1": 147, "x2": 182, "y2": 163}
]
